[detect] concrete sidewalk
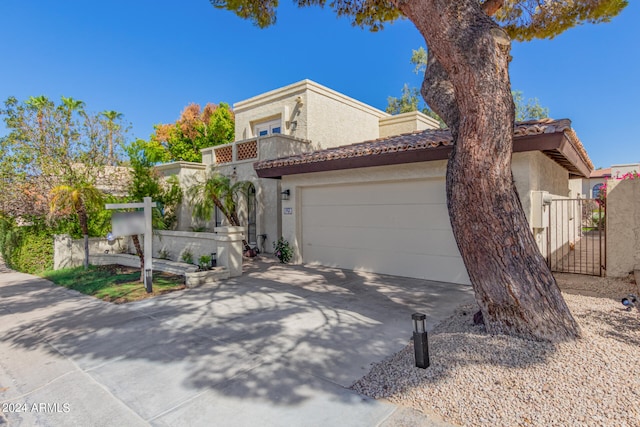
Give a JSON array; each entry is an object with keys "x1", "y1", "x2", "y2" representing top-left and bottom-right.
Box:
[{"x1": 0, "y1": 258, "x2": 471, "y2": 426}]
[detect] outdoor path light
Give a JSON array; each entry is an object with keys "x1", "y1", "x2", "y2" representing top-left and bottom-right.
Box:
[
  {"x1": 412, "y1": 313, "x2": 430, "y2": 368},
  {"x1": 211, "y1": 252, "x2": 217, "y2": 268}
]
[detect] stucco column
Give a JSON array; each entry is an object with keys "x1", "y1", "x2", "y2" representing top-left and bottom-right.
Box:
[{"x1": 215, "y1": 226, "x2": 245, "y2": 277}]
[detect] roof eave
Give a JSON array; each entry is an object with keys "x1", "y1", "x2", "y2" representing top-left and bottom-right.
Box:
[{"x1": 256, "y1": 131, "x2": 593, "y2": 179}]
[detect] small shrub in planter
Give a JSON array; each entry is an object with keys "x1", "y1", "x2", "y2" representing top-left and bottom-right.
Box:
[
  {"x1": 273, "y1": 237, "x2": 293, "y2": 264},
  {"x1": 198, "y1": 255, "x2": 212, "y2": 271},
  {"x1": 181, "y1": 250, "x2": 194, "y2": 264}
]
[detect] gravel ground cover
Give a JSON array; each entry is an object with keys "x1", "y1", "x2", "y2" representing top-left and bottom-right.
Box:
[{"x1": 352, "y1": 274, "x2": 640, "y2": 427}]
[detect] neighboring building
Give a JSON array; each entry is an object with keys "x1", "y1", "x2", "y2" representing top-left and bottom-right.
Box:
[
  {"x1": 569, "y1": 163, "x2": 640, "y2": 199},
  {"x1": 159, "y1": 80, "x2": 594, "y2": 284}
]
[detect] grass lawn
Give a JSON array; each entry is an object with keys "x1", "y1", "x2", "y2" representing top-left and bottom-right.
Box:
[{"x1": 41, "y1": 264, "x2": 186, "y2": 303}]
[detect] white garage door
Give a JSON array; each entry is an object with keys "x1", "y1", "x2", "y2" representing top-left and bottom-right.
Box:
[{"x1": 300, "y1": 179, "x2": 470, "y2": 284}]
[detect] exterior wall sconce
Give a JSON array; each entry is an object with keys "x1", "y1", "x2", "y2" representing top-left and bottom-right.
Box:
[
  {"x1": 412, "y1": 313, "x2": 430, "y2": 368},
  {"x1": 281, "y1": 189, "x2": 290, "y2": 200},
  {"x1": 210, "y1": 252, "x2": 217, "y2": 268}
]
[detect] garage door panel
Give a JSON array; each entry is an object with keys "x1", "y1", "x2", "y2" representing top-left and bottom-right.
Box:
[
  {"x1": 302, "y1": 203, "x2": 451, "y2": 230},
  {"x1": 303, "y1": 225, "x2": 460, "y2": 258},
  {"x1": 300, "y1": 179, "x2": 469, "y2": 285},
  {"x1": 302, "y1": 180, "x2": 445, "y2": 206},
  {"x1": 304, "y1": 245, "x2": 470, "y2": 284}
]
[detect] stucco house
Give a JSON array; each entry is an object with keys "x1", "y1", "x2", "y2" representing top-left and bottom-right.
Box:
[{"x1": 159, "y1": 80, "x2": 594, "y2": 285}]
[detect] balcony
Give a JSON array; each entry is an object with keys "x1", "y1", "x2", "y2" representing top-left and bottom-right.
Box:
[{"x1": 201, "y1": 134, "x2": 312, "y2": 166}]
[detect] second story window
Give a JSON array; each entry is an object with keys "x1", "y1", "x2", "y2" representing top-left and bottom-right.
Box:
[{"x1": 254, "y1": 119, "x2": 282, "y2": 137}]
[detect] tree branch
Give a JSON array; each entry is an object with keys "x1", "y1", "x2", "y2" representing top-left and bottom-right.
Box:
[
  {"x1": 422, "y1": 53, "x2": 459, "y2": 134},
  {"x1": 481, "y1": 0, "x2": 503, "y2": 16}
]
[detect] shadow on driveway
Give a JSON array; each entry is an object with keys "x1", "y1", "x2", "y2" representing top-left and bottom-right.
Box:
[{"x1": 0, "y1": 257, "x2": 474, "y2": 426}]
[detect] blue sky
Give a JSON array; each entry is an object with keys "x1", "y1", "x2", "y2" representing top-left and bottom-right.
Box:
[{"x1": 1, "y1": 0, "x2": 637, "y2": 169}]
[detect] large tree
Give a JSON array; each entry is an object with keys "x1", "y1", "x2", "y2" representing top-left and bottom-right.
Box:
[
  {"x1": 0, "y1": 95, "x2": 130, "y2": 265},
  {"x1": 387, "y1": 47, "x2": 549, "y2": 122},
  {"x1": 211, "y1": 0, "x2": 627, "y2": 342},
  {"x1": 101, "y1": 110, "x2": 124, "y2": 166},
  {"x1": 144, "y1": 102, "x2": 235, "y2": 163}
]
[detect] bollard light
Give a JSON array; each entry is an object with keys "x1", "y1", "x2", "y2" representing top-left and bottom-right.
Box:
[
  {"x1": 145, "y1": 269, "x2": 153, "y2": 294},
  {"x1": 210, "y1": 252, "x2": 217, "y2": 268},
  {"x1": 412, "y1": 313, "x2": 430, "y2": 369}
]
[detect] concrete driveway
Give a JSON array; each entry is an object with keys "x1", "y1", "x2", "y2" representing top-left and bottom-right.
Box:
[{"x1": 0, "y1": 258, "x2": 473, "y2": 426}]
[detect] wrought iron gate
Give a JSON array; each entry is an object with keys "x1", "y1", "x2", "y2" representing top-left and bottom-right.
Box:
[{"x1": 547, "y1": 198, "x2": 606, "y2": 276}]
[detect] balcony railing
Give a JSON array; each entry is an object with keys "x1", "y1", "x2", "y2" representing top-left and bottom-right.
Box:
[{"x1": 202, "y1": 134, "x2": 311, "y2": 166}]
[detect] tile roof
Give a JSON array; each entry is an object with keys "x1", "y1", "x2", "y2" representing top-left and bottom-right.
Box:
[
  {"x1": 254, "y1": 118, "x2": 594, "y2": 178},
  {"x1": 589, "y1": 168, "x2": 611, "y2": 178}
]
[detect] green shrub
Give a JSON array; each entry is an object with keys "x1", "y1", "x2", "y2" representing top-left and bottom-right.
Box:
[
  {"x1": 273, "y1": 237, "x2": 293, "y2": 264},
  {"x1": 181, "y1": 250, "x2": 193, "y2": 264},
  {"x1": 11, "y1": 230, "x2": 53, "y2": 274},
  {"x1": 198, "y1": 255, "x2": 212, "y2": 270}
]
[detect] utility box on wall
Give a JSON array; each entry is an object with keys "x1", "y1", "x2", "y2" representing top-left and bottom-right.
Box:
[{"x1": 531, "y1": 191, "x2": 552, "y2": 229}]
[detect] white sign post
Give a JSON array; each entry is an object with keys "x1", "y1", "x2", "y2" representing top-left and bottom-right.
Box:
[{"x1": 105, "y1": 197, "x2": 156, "y2": 293}]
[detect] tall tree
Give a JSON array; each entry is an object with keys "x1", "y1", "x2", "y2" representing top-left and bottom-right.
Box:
[
  {"x1": 388, "y1": 47, "x2": 549, "y2": 123},
  {"x1": 147, "y1": 102, "x2": 235, "y2": 163},
  {"x1": 101, "y1": 110, "x2": 124, "y2": 165},
  {"x1": 1, "y1": 96, "x2": 129, "y2": 224},
  {"x1": 210, "y1": 0, "x2": 627, "y2": 342}
]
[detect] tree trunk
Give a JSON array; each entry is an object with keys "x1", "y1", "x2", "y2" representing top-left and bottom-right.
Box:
[
  {"x1": 396, "y1": 0, "x2": 580, "y2": 342},
  {"x1": 78, "y1": 206, "x2": 90, "y2": 271},
  {"x1": 132, "y1": 234, "x2": 144, "y2": 283}
]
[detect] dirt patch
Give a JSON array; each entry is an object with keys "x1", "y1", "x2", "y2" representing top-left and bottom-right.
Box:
[{"x1": 554, "y1": 272, "x2": 638, "y2": 300}]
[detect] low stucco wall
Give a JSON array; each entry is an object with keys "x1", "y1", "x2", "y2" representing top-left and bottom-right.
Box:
[
  {"x1": 153, "y1": 230, "x2": 220, "y2": 264},
  {"x1": 606, "y1": 178, "x2": 640, "y2": 277},
  {"x1": 54, "y1": 235, "x2": 128, "y2": 270},
  {"x1": 54, "y1": 227, "x2": 244, "y2": 277}
]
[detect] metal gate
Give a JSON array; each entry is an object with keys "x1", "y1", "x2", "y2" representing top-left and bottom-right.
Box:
[{"x1": 547, "y1": 198, "x2": 606, "y2": 276}]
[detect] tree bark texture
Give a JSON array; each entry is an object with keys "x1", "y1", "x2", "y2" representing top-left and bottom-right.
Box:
[
  {"x1": 132, "y1": 234, "x2": 144, "y2": 283},
  {"x1": 78, "y1": 205, "x2": 90, "y2": 271},
  {"x1": 396, "y1": 0, "x2": 580, "y2": 341}
]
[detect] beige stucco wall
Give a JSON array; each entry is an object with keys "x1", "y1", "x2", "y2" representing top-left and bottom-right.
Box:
[
  {"x1": 606, "y1": 178, "x2": 640, "y2": 277},
  {"x1": 53, "y1": 234, "x2": 128, "y2": 270},
  {"x1": 233, "y1": 80, "x2": 387, "y2": 150},
  {"x1": 233, "y1": 82, "x2": 308, "y2": 141},
  {"x1": 378, "y1": 111, "x2": 440, "y2": 138},
  {"x1": 512, "y1": 152, "x2": 571, "y2": 257},
  {"x1": 155, "y1": 162, "x2": 207, "y2": 232},
  {"x1": 511, "y1": 152, "x2": 569, "y2": 225},
  {"x1": 304, "y1": 84, "x2": 386, "y2": 148}
]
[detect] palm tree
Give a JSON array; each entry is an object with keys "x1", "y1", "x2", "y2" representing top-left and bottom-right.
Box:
[
  {"x1": 25, "y1": 95, "x2": 53, "y2": 140},
  {"x1": 50, "y1": 183, "x2": 104, "y2": 270},
  {"x1": 60, "y1": 97, "x2": 85, "y2": 152},
  {"x1": 101, "y1": 110, "x2": 123, "y2": 165},
  {"x1": 187, "y1": 172, "x2": 250, "y2": 247}
]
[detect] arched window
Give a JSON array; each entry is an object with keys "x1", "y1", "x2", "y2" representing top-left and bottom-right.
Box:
[
  {"x1": 592, "y1": 183, "x2": 604, "y2": 199},
  {"x1": 247, "y1": 184, "x2": 257, "y2": 246}
]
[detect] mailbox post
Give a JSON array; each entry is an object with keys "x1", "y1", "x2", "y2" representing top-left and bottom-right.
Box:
[{"x1": 105, "y1": 197, "x2": 156, "y2": 293}]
